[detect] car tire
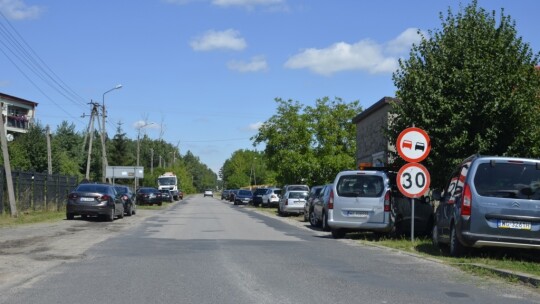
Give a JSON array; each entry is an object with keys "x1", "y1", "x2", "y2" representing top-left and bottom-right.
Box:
[
  {"x1": 107, "y1": 209, "x2": 115, "y2": 222},
  {"x1": 450, "y1": 224, "x2": 465, "y2": 257},
  {"x1": 66, "y1": 213, "x2": 74, "y2": 220},
  {"x1": 331, "y1": 228, "x2": 345, "y2": 239},
  {"x1": 125, "y1": 205, "x2": 132, "y2": 216},
  {"x1": 309, "y1": 211, "x2": 318, "y2": 227},
  {"x1": 431, "y1": 223, "x2": 439, "y2": 248},
  {"x1": 158, "y1": 202, "x2": 162, "y2": 206},
  {"x1": 322, "y1": 212, "x2": 330, "y2": 231}
]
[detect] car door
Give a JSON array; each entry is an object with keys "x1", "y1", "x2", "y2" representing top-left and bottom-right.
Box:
[{"x1": 437, "y1": 162, "x2": 470, "y2": 239}]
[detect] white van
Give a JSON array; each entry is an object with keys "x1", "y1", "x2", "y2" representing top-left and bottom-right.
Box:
[{"x1": 328, "y1": 170, "x2": 393, "y2": 238}]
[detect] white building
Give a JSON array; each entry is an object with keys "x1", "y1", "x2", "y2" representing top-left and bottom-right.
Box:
[{"x1": 1, "y1": 92, "x2": 38, "y2": 137}]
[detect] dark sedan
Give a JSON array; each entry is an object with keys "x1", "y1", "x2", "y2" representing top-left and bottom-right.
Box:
[
  {"x1": 234, "y1": 189, "x2": 253, "y2": 205},
  {"x1": 67, "y1": 183, "x2": 124, "y2": 221},
  {"x1": 114, "y1": 185, "x2": 137, "y2": 216},
  {"x1": 160, "y1": 189, "x2": 174, "y2": 202},
  {"x1": 137, "y1": 187, "x2": 163, "y2": 206}
]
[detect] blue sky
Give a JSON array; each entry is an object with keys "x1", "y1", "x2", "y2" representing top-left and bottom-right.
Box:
[{"x1": 0, "y1": 0, "x2": 538, "y2": 175}]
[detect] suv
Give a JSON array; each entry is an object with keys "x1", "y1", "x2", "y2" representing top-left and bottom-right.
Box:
[
  {"x1": 304, "y1": 185, "x2": 324, "y2": 222},
  {"x1": 204, "y1": 189, "x2": 213, "y2": 197},
  {"x1": 261, "y1": 188, "x2": 281, "y2": 207},
  {"x1": 432, "y1": 155, "x2": 540, "y2": 256},
  {"x1": 309, "y1": 184, "x2": 333, "y2": 231}
]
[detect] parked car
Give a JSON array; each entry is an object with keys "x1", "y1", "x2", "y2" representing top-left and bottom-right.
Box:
[
  {"x1": 278, "y1": 190, "x2": 308, "y2": 216},
  {"x1": 432, "y1": 155, "x2": 540, "y2": 256},
  {"x1": 160, "y1": 189, "x2": 174, "y2": 202},
  {"x1": 67, "y1": 183, "x2": 124, "y2": 221},
  {"x1": 251, "y1": 188, "x2": 268, "y2": 207},
  {"x1": 228, "y1": 189, "x2": 238, "y2": 202},
  {"x1": 234, "y1": 189, "x2": 253, "y2": 205},
  {"x1": 303, "y1": 185, "x2": 324, "y2": 222},
  {"x1": 136, "y1": 187, "x2": 163, "y2": 206},
  {"x1": 283, "y1": 184, "x2": 310, "y2": 193},
  {"x1": 261, "y1": 188, "x2": 281, "y2": 207},
  {"x1": 327, "y1": 170, "x2": 394, "y2": 238},
  {"x1": 114, "y1": 185, "x2": 136, "y2": 216},
  {"x1": 204, "y1": 189, "x2": 214, "y2": 197},
  {"x1": 221, "y1": 189, "x2": 230, "y2": 200},
  {"x1": 308, "y1": 184, "x2": 333, "y2": 231}
]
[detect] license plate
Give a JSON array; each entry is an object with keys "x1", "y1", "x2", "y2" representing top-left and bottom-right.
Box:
[
  {"x1": 347, "y1": 211, "x2": 368, "y2": 217},
  {"x1": 498, "y1": 220, "x2": 531, "y2": 230},
  {"x1": 80, "y1": 197, "x2": 94, "y2": 202}
]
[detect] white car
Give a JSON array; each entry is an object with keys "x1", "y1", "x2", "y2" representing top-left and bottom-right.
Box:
[
  {"x1": 261, "y1": 188, "x2": 281, "y2": 207},
  {"x1": 204, "y1": 190, "x2": 213, "y2": 197},
  {"x1": 278, "y1": 190, "x2": 308, "y2": 216}
]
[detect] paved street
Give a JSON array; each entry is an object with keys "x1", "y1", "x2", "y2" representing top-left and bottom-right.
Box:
[{"x1": 1, "y1": 196, "x2": 539, "y2": 304}]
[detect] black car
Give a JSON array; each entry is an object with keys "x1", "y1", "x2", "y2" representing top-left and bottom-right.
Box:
[
  {"x1": 67, "y1": 183, "x2": 124, "y2": 221},
  {"x1": 114, "y1": 185, "x2": 137, "y2": 216},
  {"x1": 136, "y1": 187, "x2": 163, "y2": 206},
  {"x1": 234, "y1": 189, "x2": 253, "y2": 205},
  {"x1": 251, "y1": 188, "x2": 268, "y2": 206},
  {"x1": 160, "y1": 189, "x2": 174, "y2": 202}
]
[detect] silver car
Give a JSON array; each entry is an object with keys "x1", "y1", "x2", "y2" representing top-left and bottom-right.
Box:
[
  {"x1": 328, "y1": 170, "x2": 393, "y2": 238},
  {"x1": 278, "y1": 190, "x2": 308, "y2": 216},
  {"x1": 432, "y1": 155, "x2": 540, "y2": 256}
]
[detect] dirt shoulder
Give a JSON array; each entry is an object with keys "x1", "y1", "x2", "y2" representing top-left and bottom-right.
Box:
[{"x1": 0, "y1": 209, "x2": 155, "y2": 293}]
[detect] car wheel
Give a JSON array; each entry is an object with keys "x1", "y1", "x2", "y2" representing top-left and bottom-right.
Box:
[
  {"x1": 322, "y1": 212, "x2": 330, "y2": 231},
  {"x1": 158, "y1": 202, "x2": 162, "y2": 206},
  {"x1": 118, "y1": 208, "x2": 124, "y2": 219},
  {"x1": 450, "y1": 224, "x2": 465, "y2": 257},
  {"x1": 331, "y1": 228, "x2": 345, "y2": 239},
  {"x1": 107, "y1": 209, "x2": 115, "y2": 222},
  {"x1": 309, "y1": 211, "x2": 318, "y2": 227},
  {"x1": 66, "y1": 213, "x2": 74, "y2": 220},
  {"x1": 431, "y1": 223, "x2": 439, "y2": 247},
  {"x1": 125, "y1": 205, "x2": 132, "y2": 216}
]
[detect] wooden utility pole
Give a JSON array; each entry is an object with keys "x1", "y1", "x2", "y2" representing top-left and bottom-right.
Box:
[
  {"x1": 0, "y1": 103, "x2": 17, "y2": 217},
  {"x1": 46, "y1": 125, "x2": 52, "y2": 175},
  {"x1": 84, "y1": 102, "x2": 99, "y2": 180}
]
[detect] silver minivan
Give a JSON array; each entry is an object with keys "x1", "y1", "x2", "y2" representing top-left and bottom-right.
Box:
[
  {"x1": 328, "y1": 170, "x2": 393, "y2": 238},
  {"x1": 432, "y1": 155, "x2": 540, "y2": 256}
]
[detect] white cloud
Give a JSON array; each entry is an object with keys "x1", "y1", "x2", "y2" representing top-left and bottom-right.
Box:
[
  {"x1": 385, "y1": 28, "x2": 424, "y2": 54},
  {"x1": 284, "y1": 28, "x2": 426, "y2": 76},
  {"x1": 247, "y1": 121, "x2": 263, "y2": 131},
  {"x1": 190, "y1": 29, "x2": 247, "y2": 51},
  {"x1": 285, "y1": 40, "x2": 397, "y2": 76},
  {"x1": 0, "y1": 0, "x2": 42, "y2": 20},
  {"x1": 212, "y1": 0, "x2": 284, "y2": 8},
  {"x1": 132, "y1": 120, "x2": 158, "y2": 130},
  {"x1": 227, "y1": 56, "x2": 268, "y2": 72}
]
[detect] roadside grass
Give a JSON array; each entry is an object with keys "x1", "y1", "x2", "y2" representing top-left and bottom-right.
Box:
[{"x1": 0, "y1": 210, "x2": 66, "y2": 228}]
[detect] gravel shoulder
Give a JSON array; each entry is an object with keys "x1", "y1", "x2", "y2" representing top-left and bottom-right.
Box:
[{"x1": 0, "y1": 209, "x2": 156, "y2": 293}]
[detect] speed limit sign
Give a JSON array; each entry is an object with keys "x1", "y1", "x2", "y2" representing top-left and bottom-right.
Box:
[{"x1": 397, "y1": 163, "x2": 431, "y2": 198}]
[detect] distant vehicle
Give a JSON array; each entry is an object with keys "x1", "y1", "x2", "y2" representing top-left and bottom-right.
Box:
[
  {"x1": 252, "y1": 188, "x2": 268, "y2": 207},
  {"x1": 136, "y1": 187, "x2": 163, "y2": 206},
  {"x1": 221, "y1": 189, "x2": 230, "y2": 200},
  {"x1": 261, "y1": 188, "x2": 281, "y2": 207},
  {"x1": 278, "y1": 190, "x2": 308, "y2": 216},
  {"x1": 304, "y1": 185, "x2": 324, "y2": 222},
  {"x1": 204, "y1": 189, "x2": 214, "y2": 197},
  {"x1": 283, "y1": 184, "x2": 310, "y2": 193},
  {"x1": 432, "y1": 155, "x2": 540, "y2": 256},
  {"x1": 234, "y1": 189, "x2": 253, "y2": 205},
  {"x1": 114, "y1": 185, "x2": 137, "y2": 216},
  {"x1": 67, "y1": 183, "x2": 124, "y2": 221},
  {"x1": 228, "y1": 189, "x2": 239, "y2": 202},
  {"x1": 309, "y1": 184, "x2": 333, "y2": 231},
  {"x1": 160, "y1": 189, "x2": 174, "y2": 202},
  {"x1": 158, "y1": 172, "x2": 179, "y2": 200}
]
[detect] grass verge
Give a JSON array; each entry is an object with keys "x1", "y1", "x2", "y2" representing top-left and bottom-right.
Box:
[{"x1": 0, "y1": 210, "x2": 66, "y2": 228}]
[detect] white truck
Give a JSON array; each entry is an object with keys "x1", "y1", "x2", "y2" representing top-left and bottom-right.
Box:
[{"x1": 157, "y1": 172, "x2": 180, "y2": 200}]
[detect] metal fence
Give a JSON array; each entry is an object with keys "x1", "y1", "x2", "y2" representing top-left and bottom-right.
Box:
[{"x1": 0, "y1": 168, "x2": 79, "y2": 214}]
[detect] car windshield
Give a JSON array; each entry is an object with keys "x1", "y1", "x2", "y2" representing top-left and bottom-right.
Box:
[
  {"x1": 336, "y1": 175, "x2": 384, "y2": 197},
  {"x1": 158, "y1": 177, "x2": 176, "y2": 186},
  {"x1": 474, "y1": 162, "x2": 540, "y2": 199},
  {"x1": 289, "y1": 191, "x2": 308, "y2": 199},
  {"x1": 273, "y1": 190, "x2": 282, "y2": 195}
]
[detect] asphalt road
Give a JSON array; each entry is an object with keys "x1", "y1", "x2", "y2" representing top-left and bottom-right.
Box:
[{"x1": 1, "y1": 195, "x2": 539, "y2": 304}]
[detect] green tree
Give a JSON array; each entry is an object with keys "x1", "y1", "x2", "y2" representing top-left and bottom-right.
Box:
[
  {"x1": 9, "y1": 123, "x2": 47, "y2": 172},
  {"x1": 110, "y1": 122, "x2": 134, "y2": 166},
  {"x1": 390, "y1": 1, "x2": 540, "y2": 188},
  {"x1": 52, "y1": 121, "x2": 83, "y2": 176}
]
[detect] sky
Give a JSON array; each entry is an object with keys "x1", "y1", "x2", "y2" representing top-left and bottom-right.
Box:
[{"x1": 0, "y1": 0, "x2": 539, "y2": 175}]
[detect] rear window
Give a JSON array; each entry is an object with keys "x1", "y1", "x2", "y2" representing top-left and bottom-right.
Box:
[
  {"x1": 76, "y1": 184, "x2": 109, "y2": 193},
  {"x1": 254, "y1": 188, "x2": 268, "y2": 195},
  {"x1": 238, "y1": 190, "x2": 252, "y2": 196},
  {"x1": 336, "y1": 175, "x2": 384, "y2": 197},
  {"x1": 288, "y1": 185, "x2": 309, "y2": 191},
  {"x1": 474, "y1": 162, "x2": 540, "y2": 199},
  {"x1": 115, "y1": 186, "x2": 128, "y2": 194},
  {"x1": 289, "y1": 191, "x2": 308, "y2": 199}
]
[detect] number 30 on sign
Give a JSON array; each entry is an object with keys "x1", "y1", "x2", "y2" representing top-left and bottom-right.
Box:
[{"x1": 397, "y1": 163, "x2": 431, "y2": 198}]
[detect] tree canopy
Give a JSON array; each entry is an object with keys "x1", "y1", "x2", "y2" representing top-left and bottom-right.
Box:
[{"x1": 389, "y1": 1, "x2": 540, "y2": 188}]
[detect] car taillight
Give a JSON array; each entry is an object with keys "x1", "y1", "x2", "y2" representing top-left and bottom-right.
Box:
[
  {"x1": 384, "y1": 190, "x2": 391, "y2": 212},
  {"x1": 68, "y1": 193, "x2": 78, "y2": 199},
  {"x1": 328, "y1": 190, "x2": 334, "y2": 209},
  {"x1": 121, "y1": 195, "x2": 128, "y2": 201},
  {"x1": 98, "y1": 194, "x2": 111, "y2": 201},
  {"x1": 461, "y1": 183, "x2": 472, "y2": 216}
]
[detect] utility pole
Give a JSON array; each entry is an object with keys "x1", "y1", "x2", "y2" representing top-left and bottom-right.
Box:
[
  {"x1": 0, "y1": 102, "x2": 17, "y2": 217},
  {"x1": 150, "y1": 148, "x2": 154, "y2": 174},
  {"x1": 84, "y1": 102, "x2": 99, "y2": 180},
  {"x1": 46, "y1": 125, "x2": 52, "y2": 174}
]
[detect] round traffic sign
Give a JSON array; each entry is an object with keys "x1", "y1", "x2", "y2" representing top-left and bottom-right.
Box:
[
  {"x1": 397, "y1": 163, "x2": 431, "y2": 198},
  {"x1": 396, "y1": 127, "x2": 431, "y2": 162}
]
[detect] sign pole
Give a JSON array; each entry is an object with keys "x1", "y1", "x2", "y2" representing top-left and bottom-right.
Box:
[{"x1": 411, "y1": 198, "x2": 415, "y2": 242}]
